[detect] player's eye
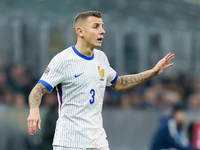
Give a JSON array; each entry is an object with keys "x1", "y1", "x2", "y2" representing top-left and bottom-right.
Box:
[{"x1": 93, "y1": 24, "x2": 99, "y2": 28}]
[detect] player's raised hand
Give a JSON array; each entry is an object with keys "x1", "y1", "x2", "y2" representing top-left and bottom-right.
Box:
[
  {"x1": 152, "y1": 53, "x2": 174, "y2": 76},
  {"x1": 27, "y1": 108, "x2": 41, "y2": 135}
]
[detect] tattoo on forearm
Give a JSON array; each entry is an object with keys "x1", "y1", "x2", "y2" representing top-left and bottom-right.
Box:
[
  {"x1": 115, "y1": 73, "x2": 149, "y2": 87},
  {"x1": 29, "y1": 83, "x2": 49, "y2": 108}
]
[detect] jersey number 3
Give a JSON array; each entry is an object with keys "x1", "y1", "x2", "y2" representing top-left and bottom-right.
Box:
[{"x1": 90, "y1": 89, "x2": 95, "y2": 104}]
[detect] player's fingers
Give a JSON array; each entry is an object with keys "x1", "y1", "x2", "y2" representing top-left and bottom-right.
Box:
[
  {"x1": 164, "y1": 53, "x2": 172, "y2": 59},
  {"x1": 166, "y1": 63, "x2": 174, "y2": 69},
  {"x1": 37, "y1": 119, "x2": 41, "y2": 130},
  {"x1": 163, "y1": 53, "x2": 174, "y2": 64},
  {"x1": 32, "y1": 120, "x2": 37, "y2": 133},
  {"x1": 165, "y1": 53, "x2": 173, "y2": 60},
  {"x1": 168, "y1": 53, "x2": 174, "y2": 59},
  {"x1": 166, "y1": 54, "x2": 174, "y2": 64},
  {"x1": 28, "y1": 119, "x2": 37, "y2": 135},
  {"x1": 27, "y1": 119, "x2": 34, "y2": 135},
  {"x1": 160, "y1": 53, "x2": 172, "y2": 64}
]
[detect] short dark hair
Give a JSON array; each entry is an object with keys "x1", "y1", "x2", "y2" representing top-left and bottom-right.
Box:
[
  {"x1": 172, "y1": 103, "x2": 186, "y2": 115},
  {"x1": 74, "y1": 11, "x2": 102, "y2": 23}
]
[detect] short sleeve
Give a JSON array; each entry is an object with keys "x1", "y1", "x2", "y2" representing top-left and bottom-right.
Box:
[
  {"x1": 99, "y1": 51, "x2": 118, "y2": 86},
  {"x1": 106, "y1": 66, "x2": 118, "y2": 87},
  {"x1": 38, "y1": 55, "x2": 65, "y2": 92}
]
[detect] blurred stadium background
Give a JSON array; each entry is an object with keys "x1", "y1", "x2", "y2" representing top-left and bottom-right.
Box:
[{"x1": 0, "y1": 0, "x2": 200, "y2": 150}]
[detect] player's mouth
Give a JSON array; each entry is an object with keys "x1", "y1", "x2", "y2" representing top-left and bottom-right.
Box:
[{"x1": 97, "y1": 38, "x2": 103, "y2": 43}]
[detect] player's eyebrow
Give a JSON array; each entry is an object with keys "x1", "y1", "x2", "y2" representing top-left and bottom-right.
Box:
[{"x1": 92, "y1": 22, "x2": 104, "y2": 27}]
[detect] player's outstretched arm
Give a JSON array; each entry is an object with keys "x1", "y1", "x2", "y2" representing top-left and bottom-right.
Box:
[
  {"x1": 27, "y1": 83, "x2": 49, "y2": 135},
  {"x1": 111, "y1": 53, "x2": 174, "y2": 92}
]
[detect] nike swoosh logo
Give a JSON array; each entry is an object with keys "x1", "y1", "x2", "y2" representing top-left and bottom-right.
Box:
[{"x1": 75, "y1": 72, "x2": 84, "y2": 78}]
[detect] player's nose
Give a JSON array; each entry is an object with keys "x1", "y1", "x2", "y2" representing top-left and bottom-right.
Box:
[{"x1": 100, "y1": 27, "x2": 105, "y2": 35}]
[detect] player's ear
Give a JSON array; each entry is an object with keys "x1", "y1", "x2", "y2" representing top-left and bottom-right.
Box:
[{"x1": 76, "y1": 27, "x2": 84, "y2": 38}]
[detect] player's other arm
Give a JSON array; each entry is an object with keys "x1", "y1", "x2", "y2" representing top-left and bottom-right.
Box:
[
  {"x1": 27, "y1": 83, "x2": 50, "y2": 135},
  {"x1": 111, "y1": 53, "x2": 174, "y2": 92}
]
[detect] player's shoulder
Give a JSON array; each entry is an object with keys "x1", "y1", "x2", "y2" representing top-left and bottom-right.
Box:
[
  {"x1": 94, "y1": 48, "x2": 106, "y2": 54},
  {"x1": 94, "y1": 48, "x2": 107, "y2": 58},
  {"x1": 53, "y1": 46, "x2": 73, "y2": 59},
  {"x1": 94, "y1": 48, "x2": 110, "y2": 65}
]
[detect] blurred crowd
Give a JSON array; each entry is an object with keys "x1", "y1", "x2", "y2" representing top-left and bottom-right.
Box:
[
  {"x1": 0, "y1": 62, "x2": 200, "y2": 112},
  {"x1": 0, "y1": 61, "x2": 200, "y2": 150},
  {"x1": 0, "y1": 60, "x2": 59, "y2": 150}
]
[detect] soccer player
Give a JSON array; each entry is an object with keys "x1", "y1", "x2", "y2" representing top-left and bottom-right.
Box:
[{"x1": 27, "y1": 11, "x2": 174, "y2": 150}]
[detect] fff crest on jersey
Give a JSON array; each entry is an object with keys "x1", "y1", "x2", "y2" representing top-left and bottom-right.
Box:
[{"x1": 98, "y1": 65, "x2": 104, "y2": 81}]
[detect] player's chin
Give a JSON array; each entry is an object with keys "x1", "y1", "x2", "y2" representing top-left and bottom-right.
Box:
[
  {"x1": 91, "y1": 42, "x2": 102, "y2": 48},
  {"x1": 95, "y1": 42, "x2": 102, "y2": 48}
]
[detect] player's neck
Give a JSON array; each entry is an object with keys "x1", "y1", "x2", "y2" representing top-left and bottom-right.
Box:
[{"x1": 75, "y1": 42, "x2": 94, "y2": 57}]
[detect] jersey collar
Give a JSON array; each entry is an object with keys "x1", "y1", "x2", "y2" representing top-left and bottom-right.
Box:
[{"x1": 72, "y1": 45, "x2": 94, "y2": 60}]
